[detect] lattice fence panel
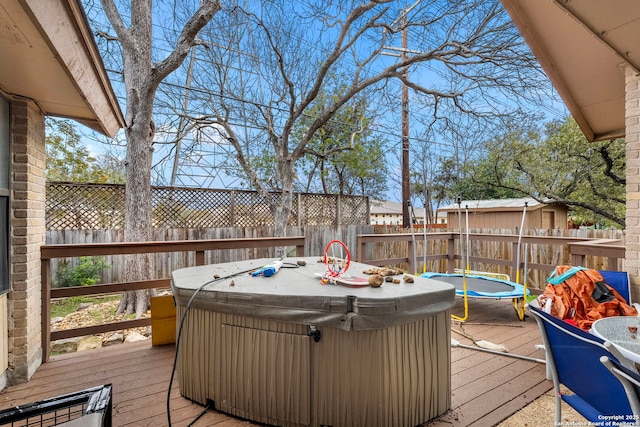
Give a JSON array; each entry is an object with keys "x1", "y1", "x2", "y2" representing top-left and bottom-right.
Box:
[
  {"x1": 233, "y1": 191, "x2": 276, "y2": 226},
  {"x1": 46, "y1": 183, "x2": 368, "y2": 230},
  {"x1": 339, "y1": 196, "x2": 370, "y2": 226},
  {"x1": 152, "y1": 187, "x2": 232, "y2": 228},
  {"x1": 46, "y1": 183, "x2": 125, "y2": 230},
  {"x1": 300, "y1": 194, "x2": 338, "y2": 225}
]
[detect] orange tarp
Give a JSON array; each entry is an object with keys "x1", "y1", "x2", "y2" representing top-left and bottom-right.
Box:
[{"x1": 538, "y1": 266, "x2": 637, "y2": 330}]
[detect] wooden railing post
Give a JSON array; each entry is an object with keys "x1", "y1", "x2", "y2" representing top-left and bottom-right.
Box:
[
  {"x1": 511, "y1": 241, "x2": 520, "y2": 281},
  {"x1": 567, "y1": 239, "x2": 623, "y2": 271},
  {"x1": 407, "y1": 236, "x2": 416, "y2": 274},
  {"x1": 447, "y1": 235, "x2": 456, "y2": 273},
  {"x1": 41, "y1": 257, "x2": 51, "y2": 363},
  {"x1": 195, "y1": 250, "x2": 205, "y2": 266},
  {"x1": 356, "y1": 236, "x2": 365, "y2": 263},
  {"x1": 570, "y1": 252, "x2": 585, "y2": 267}
]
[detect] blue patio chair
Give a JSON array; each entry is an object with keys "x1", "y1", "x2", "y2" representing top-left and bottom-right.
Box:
[
  {"x1": 601, "y1": 355, "x2": 640, "y2": 422},
  {"x1": 529, "y1": 303, "x2": 635, "y2": 424},
  {"x1": 598, "y1": 270, "x2": 633, "y2": 304}
]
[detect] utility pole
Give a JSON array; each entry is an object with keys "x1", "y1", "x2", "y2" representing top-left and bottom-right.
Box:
[
  {"x1": 401, "y1": 17, "x2": 410, "y2": 228},
  {"x1": 382, "y1": 1, "x2": 419, "y2": 228}
]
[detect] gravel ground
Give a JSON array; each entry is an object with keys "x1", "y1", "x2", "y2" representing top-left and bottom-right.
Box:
[
  {"x1": 496, "y1": 388, "x2": 586, "y2": 427},
  {"x1": 51, "y1": 299, "x2": 151, "y2": 349}
]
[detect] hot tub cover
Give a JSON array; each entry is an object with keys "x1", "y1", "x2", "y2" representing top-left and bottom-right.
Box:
[{"x1": 171, "y1": 257, "x2": 455, "y2": 331}]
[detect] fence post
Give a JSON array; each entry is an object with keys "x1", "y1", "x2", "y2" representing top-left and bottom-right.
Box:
[
  {"x1": 336, "y1": 195, "x2": 341, "y2": 226},
  {"x1": 366, "y1": 197, "x2": 371, "y2": 225},
  {"x1": 229, "y1": 190, "x2": 235, "y2": 227}
]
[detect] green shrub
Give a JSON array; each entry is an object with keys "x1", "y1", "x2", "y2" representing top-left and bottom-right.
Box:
[{"x1": 53, "y1": 257, "x2": 109, "y2": 288}]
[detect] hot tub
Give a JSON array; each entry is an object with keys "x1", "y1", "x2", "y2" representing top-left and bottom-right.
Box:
[{"x1": 171, "y1": 257, "x2": 455, "y2": 427}]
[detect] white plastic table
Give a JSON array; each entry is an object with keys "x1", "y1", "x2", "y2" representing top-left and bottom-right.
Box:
[{"x1": 591, "y1": 315, "x2": 640, "y2": 364}]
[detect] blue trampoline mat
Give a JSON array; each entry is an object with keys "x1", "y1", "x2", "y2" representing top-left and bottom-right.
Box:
[{"x1": 421, "y1": 272, "x2": 529, "y2": 298}]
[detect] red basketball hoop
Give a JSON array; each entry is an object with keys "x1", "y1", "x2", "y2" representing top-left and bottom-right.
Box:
[{"x1": 323, "y1": 240, "x2": 351, "y2": 278}]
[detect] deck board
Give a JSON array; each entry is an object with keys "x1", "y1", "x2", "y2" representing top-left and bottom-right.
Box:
[
  {"x1": 427, "y1": 297, "x2": 552, "y2": 426},
  {"x1": 0, "y1": 297, "x2": 551, "y2": 427}
]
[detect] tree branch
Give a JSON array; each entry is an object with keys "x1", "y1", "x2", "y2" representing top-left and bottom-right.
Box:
[{"x1": 153, "y1": 1, "x2": 222, "y2": 84}]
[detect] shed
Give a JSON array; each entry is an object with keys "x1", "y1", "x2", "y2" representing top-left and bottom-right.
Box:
[{"x1": 438, "y1": 198, "x2": 568, "y2": 230}]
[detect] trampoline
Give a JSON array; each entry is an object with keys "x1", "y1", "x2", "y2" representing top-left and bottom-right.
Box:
[
  {"x1": 421, "y1": 272, "x2": 530, "y2": 319},
  {"x1": 416, "y1": 200, "x2": 530, "y2": 321},
  {"x1": 421, "y1": 272, "x2": 529, "y2": 298}
]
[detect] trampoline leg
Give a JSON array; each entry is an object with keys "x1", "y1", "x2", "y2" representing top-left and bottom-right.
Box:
[
  {"x1": 452, "y1": 276, "x2": 470, "y2": 322},
  {"x1": 513, "y1": 297, "x2": 526, "y2": 321}
]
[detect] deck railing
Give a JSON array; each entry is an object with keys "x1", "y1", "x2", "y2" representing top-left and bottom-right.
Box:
[
  {"x1": 40, "y1": 232, "x2": 626, "y2": 361},
  {"x1": 356, "y1": 232, "x2": 625, "y2": 281},
  {"x1": 40, "y1": 236, "x2": 305, "y2": 362}
]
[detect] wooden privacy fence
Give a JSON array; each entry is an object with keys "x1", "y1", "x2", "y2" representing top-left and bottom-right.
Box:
[
  {"x1": 41, "y1": 236, "x2": 305, "y2": 362},
  {"x1": 46, "y1": 225, "x2": 373, "y2": 284},
  {"x1": 46, "y1": 182, "x2": 370, "y2": 229}
]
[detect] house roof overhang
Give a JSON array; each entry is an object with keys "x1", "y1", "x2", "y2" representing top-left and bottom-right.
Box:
[
  {"x1": 0, "y1": 0, "x2": 124, "y2": 136},
  {"x1": 500, "y1": 0, "x2": 640, "y2": 142}
]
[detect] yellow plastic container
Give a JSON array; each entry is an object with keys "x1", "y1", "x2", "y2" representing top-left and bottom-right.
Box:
[{"x1": 150, "y1": 295, "x2": 176, "y2": 346}]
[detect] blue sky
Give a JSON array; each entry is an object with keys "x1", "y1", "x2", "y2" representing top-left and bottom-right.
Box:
[{"x1": 76, "y1": 0, "x2": 570, "y2": 207}]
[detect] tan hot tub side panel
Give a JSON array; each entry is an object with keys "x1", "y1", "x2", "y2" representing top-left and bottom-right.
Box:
[
  {"x1": 310, "y1": 311, "x2": 451, "y2": 426},
  {"x1": 177, "y1": 308, "x2": 312, "y2": 426},
  {"x1": 176, "y1": 306, "x2": 451, "y2": 427}
]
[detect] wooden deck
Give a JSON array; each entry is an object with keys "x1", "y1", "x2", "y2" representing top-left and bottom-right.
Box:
[
  {"x1": 0, "y1": 297, "x2": 551, "y2": 427},
  {"x1": 428, "y1": 297, "x2": 552, "y2": 427}
]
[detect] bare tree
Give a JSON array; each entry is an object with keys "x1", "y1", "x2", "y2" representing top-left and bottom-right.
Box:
[
  {"x1": 97, "y1": 0, "x2": 221, "y2": 316},
  {"x1": 408, "y1": 110, "x2": 503, "y2": 220},
  {"x1": 410, "y1": 139, "x2": 451, "y2": 224},
  {"x1": 181, "y1": 0, "x2": 549, "y2": 235}
]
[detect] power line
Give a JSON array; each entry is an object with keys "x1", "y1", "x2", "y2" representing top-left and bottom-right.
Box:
[{"x1": 85, "y1": 1, "x2": 564, "y2": 195}]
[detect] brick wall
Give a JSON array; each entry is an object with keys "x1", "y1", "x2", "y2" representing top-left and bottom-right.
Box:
[
  {"x1": 626, "y1": 67, "x2": 640, "y2": 298},
  {"x1": 7, "y1": 99, "x2": 45, "y2": 384}
]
